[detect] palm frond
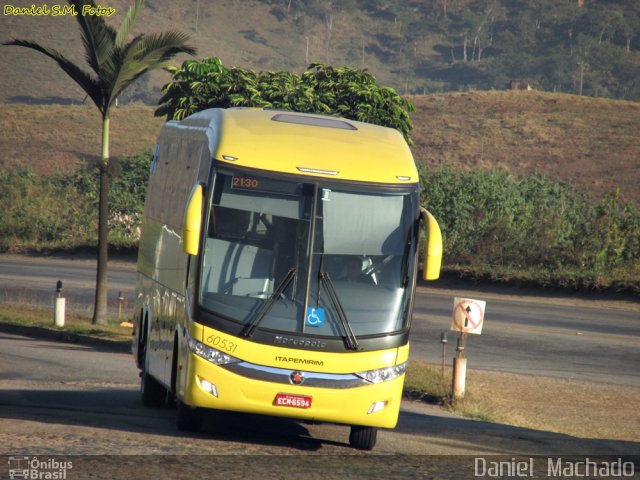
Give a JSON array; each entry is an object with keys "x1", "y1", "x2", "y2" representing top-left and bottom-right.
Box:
[
  {"x1": 115, "y1": 0, "x2": 144, "y2": 48},
  {"x1": 3, "y1": 38, "x2": 103, "y2": 111},
  {"x1": 67, "y1": 0, "x2": 117, "y2": 76},
  {"x1": 6, "y1": 1, "x2": 195, "y2": 115},
  {"x1": 134, "y1": 31, "x2": 197, "y2": 64},
  {"x1": 97, "y1": 33, "x2": 143, "y2": 87},
  {"x1": 105, "y1": 31, "x2": 196, "y2": 109}
]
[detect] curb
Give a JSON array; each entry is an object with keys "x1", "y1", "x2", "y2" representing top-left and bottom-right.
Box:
[{"x1": 0, "y1": 322, "x2": 131, "y2": 353}]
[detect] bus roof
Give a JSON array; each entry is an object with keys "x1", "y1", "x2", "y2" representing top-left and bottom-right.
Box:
[{"x1": 175, "y1": 108, "x2": 418, "y2": 185}]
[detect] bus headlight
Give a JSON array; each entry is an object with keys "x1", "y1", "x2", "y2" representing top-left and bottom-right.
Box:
[
  {"x1": 187, "y1": 332, "x2": 241, "y2": 366},
  {"x1": 355, "y1": 362, "x2": 407, "y2": 384}
]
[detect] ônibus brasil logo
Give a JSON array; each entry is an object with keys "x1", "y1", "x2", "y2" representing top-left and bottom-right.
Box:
[{"x1": 8, "y1": 456, "x2": 73, "y2": 479}]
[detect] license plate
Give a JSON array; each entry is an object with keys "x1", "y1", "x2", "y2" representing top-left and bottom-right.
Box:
[{"x1": 273, "y1": 393, "x2": 312, "y2": 409}]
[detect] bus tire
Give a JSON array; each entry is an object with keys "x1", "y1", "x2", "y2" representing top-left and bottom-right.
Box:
[
  {"x1": 168, "y1": 336, "x2": 179, "y2": 408},
  {"x1": 141, "y1": 368, "x2": 166, "y2": 407},
  {"x1": 349, "y1": 426, "x2": 378, "y2": 450},
  {"x1": 135, "y1": 311, "x2": 146, "y2": 369},
  {"x1": 176, "y1": 400, "x2": 202, "y2": 432}
]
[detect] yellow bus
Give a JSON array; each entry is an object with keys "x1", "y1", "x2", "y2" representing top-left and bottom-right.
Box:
[{"x1": 132, "y1": 108, "x2": 442, "y2": 450}]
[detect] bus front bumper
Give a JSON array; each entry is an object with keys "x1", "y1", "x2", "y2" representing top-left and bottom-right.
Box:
[{"x1": 181, "y1": 352, "x2": 405, "y2": 429}]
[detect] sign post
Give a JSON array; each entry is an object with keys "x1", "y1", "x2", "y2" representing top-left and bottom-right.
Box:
[{"x1": 450, "y1": 297, "x2": 486, "y2": 399}]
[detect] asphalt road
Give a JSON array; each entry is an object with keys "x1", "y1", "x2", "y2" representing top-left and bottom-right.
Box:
[
  {"x1": 1, "y1": 254, "x2": 639, "y2": 476},
  {"x1": 411, "y1": 285, "x2": 640, "y2": 386},
  {"x1": 0, "y1": 253, "x2": 136, "y2": 315},
  {"x1": 1, "y1": 332, "x2": 638, "y2": 476},
  {"x1": 0, "y1": 253, "x2": 638, "y2": 386}
]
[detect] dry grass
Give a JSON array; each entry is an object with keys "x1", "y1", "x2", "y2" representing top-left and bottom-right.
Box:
[
  {"x1": 405, "y1": 361, "x2": 640, "y2": 442},
  {"x1": 469, "y1": 369, "x2": 640, "y2": 442},
  {"x1": 0, "y1": 303, "x2": 132, "y2": 342},
  {"x1": 2, "y1": 90, "x2": 638, "y2": 210},
  {"x1": 410, "y1": 91, "x2": 640, "y2": 206},
  {"x1": 2, "y1": 1, "x2": 639, "y2": 206},
  {"x1": 0, "y1": 104, "x2": 163, "y2": 174}
]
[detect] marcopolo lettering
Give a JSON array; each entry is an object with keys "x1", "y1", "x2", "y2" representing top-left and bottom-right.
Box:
[{"x1": 273, "y1": 335, "x2": 327, "y2": 349}]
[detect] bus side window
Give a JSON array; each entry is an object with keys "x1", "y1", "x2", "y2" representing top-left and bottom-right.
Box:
[{"x1": 210, "y1": 206, "x2": 251, "y2": 239}]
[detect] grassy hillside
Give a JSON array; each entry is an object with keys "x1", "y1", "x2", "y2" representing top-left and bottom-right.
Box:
[
  {"x1": 2, "y1": 93, "x2": 638, "y2": 292},
  {"x1": 1, "y1": 91, "x2": 638, "y2": 206},
  {"x1": 410, "y1": 91, "x2": 640, "y2": 206},
  {"x1": 0, "y1": 104, "x2": 163, "y2": 174},
  {"x1": 3, "y1": 0, "x2": 640, "y2": 106},
  {"x1": 0, "y1": 0, "x2": 406, "y2": 105}
]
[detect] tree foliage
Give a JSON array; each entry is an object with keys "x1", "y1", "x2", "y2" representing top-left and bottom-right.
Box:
[
  {"x1": 419, "y1": 165, "x2": 640, "y2": 290},
  {"x1": 0, "y1": 151, "x2": 152, "y2": 252},
  {"x1": 2, "y1": 157, "x2": 638, "y2": 292},
  {"x1": 268, "y1": 0, "x2": 640, "y2": 100},
  {"x1": 405, "y1": 0, "x2": 640, "y2": 98},
  {"x1": 156, "y1": 58, "x2": 415, "y2": 143},
  {"x1": 3, "y1": 0, "x2": 195, "y2": 324}
]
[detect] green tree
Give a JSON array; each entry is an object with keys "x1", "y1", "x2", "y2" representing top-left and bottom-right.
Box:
[
  {"x1": 4, "y1": 0, "x2": 196, "y2": 324},
  {"x1": 156, "y1": 58, "x2": 415, "y2": 143},
  {"x1": 156, "y1": 57, "x2": 264, "y2": 120},
  {"x1": 301, "y1": 63, "x2": 415, "y2": 142}
]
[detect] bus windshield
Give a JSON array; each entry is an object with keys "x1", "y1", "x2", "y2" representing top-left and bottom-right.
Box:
[{"x1": 198, "y1": 170, "x2": 419, "y2": 343}]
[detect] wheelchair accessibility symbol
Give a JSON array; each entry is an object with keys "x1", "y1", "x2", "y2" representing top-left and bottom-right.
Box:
[{"x1": 306, "y1": 307, "x2": 325, "y2": 328}]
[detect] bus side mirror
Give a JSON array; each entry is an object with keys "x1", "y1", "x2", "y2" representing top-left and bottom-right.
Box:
[
  {"x1": 183, "y1": 185, "x2": 203, "y2": 256},
  {"x1": 421, "y1": 208, "x2": 442, "y2": 281}
]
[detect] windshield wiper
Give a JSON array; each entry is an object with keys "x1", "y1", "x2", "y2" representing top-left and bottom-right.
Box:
[
  {"x1": 318, "y1": 270, "x2": 360, "y2": 351},
  {"x1": 400, "y1": 235, "x2": 413, "y2": 287},
  {"x1": 242, "y1": 268, "x2": 297, "y2": 338}
]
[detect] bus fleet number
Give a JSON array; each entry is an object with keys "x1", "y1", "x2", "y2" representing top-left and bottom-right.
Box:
[{"x1": 206, "y1": 335, "x2": 238, "y2": 354}]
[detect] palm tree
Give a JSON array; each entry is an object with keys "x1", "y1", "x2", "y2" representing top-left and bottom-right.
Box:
[{"x1": 4, "y1": 0, "x2": 196, "y2": 324}]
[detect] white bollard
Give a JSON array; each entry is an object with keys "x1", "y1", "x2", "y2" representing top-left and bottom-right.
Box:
[
  {"x1": 54, "y1": 280, "x2": 65, "y2": 327},
  {"x1": 54, "y1": 296, "x2": 66, "y2": 327},
  {"x1": 452, "y1": 357, "x2": 467, "y2": 399}
]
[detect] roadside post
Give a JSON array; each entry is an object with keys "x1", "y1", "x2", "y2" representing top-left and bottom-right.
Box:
[
  {"x1": 118, "y1": 291, "x2": 125, "y2": 323},
  {"x1": 450, "y1": 297, "x2": 486, "y2": 399},
  {"x1": 440, "y1": 331, "x2": 448, "y2": 376},
  {"x1": 54, "y1": 280, "x2": 66, "y2": 328}
]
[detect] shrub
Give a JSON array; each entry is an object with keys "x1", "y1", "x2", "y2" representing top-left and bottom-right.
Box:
[
  {"x1": 419, "y1": 165, "x2": 640, "y2": 291},
  {"x1": 0, "y1": 150, "x2": 151, "y2": 252},
  {"x1": 2, "y1": 156, "x2": 637, "y2": 292}
]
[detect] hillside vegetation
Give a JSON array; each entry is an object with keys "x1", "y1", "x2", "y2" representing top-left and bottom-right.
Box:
[
  {"x1": 0, "y1": 92, "x2": 638, "y2": 293},
  {"x1": 2, "y1": 0, "x2": 640, "y2": 105},
  {"x1": 0, "y1": 105, "x2": 164, "y2": 174},
  {"x1": 410, "y1": 90, "x2": 640, "y2": 206},
  {"x1": 2, "y1": 91, "x2": 637, "y2": 205}
]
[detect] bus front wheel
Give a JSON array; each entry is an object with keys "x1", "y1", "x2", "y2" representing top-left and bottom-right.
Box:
[
  {"x1": 349, "y1": 426, "x2": 378, "y2": 450},
  {"x1": 176, "y1": 400, "x2": 203, "y2": 432},
  {"x1": 141, "y1": 368, "x2": 166, "y2": 407}
]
